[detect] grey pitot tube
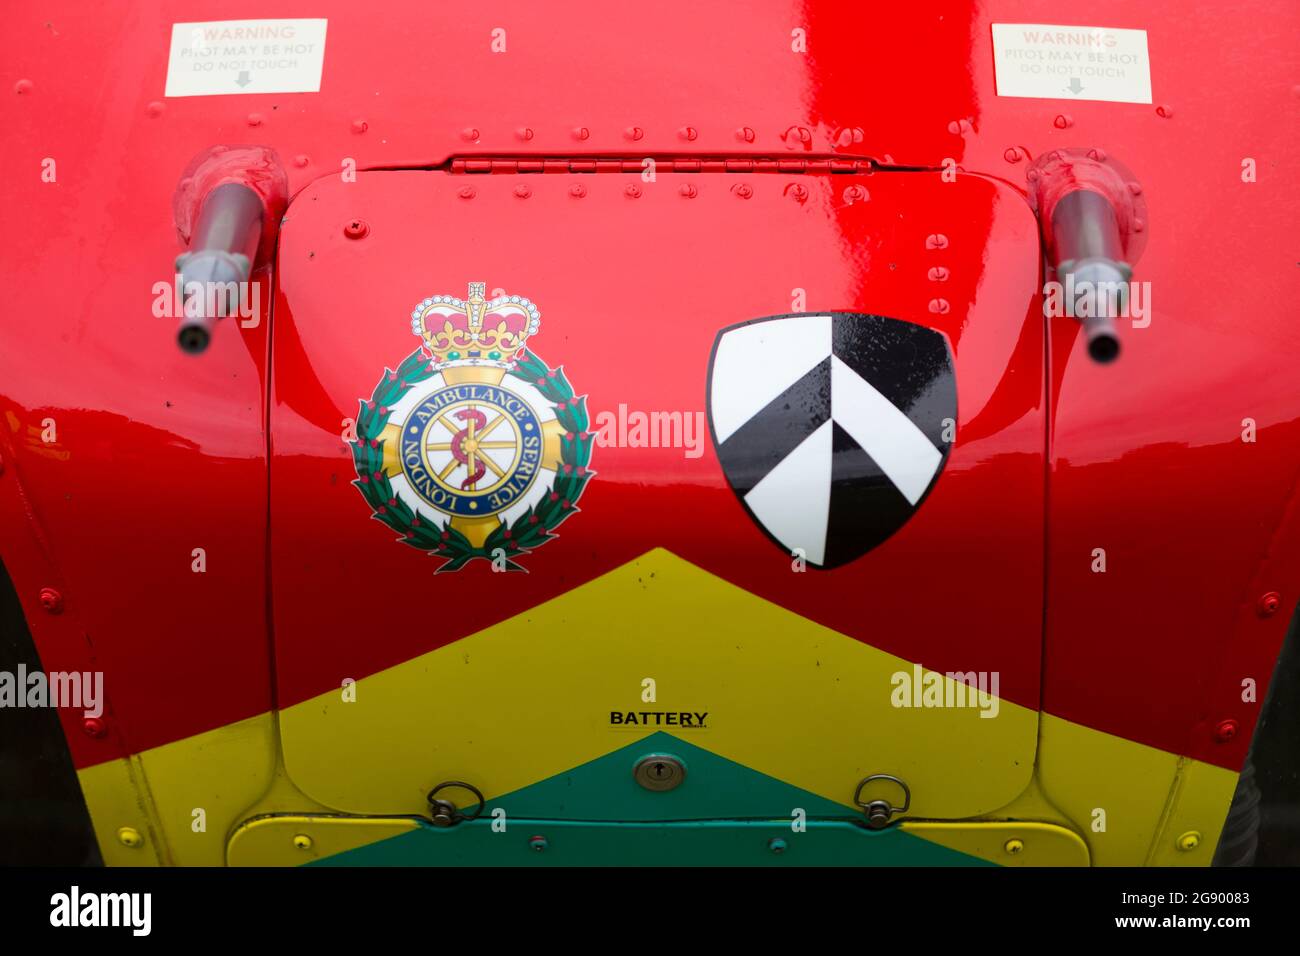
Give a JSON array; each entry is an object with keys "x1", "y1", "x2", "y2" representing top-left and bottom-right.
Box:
[
  {"x1": 173, "y1": 182, "x2": 264, "y2": 354},
  {"x1": 1050, "y1": 188, "x2": 1130, "y2": 363}
]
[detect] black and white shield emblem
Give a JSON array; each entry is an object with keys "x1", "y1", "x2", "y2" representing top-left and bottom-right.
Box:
[{"x1": 707, "y1": 313, "x2": 956, "y2": 569}]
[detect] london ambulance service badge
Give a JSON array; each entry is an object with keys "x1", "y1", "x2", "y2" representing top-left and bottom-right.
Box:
[{"x1": 351, "y1": 283, "x2": 592, "y2": 571}]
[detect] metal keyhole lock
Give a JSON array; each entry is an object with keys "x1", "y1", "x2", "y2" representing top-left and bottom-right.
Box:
[
  {"x1": 853, "y1": 774, "x2": 911, "y2": 830},
  {"x1": 426, "y1": 781, "x2": 486, "y2": 828},
  {"x1": 633, "y1": 754, "x2": 686, "y2": 792}
]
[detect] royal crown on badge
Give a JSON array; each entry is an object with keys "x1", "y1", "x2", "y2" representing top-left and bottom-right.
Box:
[{"x1": 410, "y1": 282, "x2": 540, "y2": 371}]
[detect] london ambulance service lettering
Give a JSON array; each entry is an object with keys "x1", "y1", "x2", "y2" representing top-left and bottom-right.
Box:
[{"x1": 350, "y1": 283, "x2": 594, "y2": 572}]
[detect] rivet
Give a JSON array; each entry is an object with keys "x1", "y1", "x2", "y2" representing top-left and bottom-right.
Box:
[
  {"x1": 624, "y1": 126, "x2": 644, "y2": 141},
  {"x1": 146, "y1": 101, "x2": 165, "y2": 118},
  {"x1": 1053, "y1": 114, "x2": 1073, "y2": 129},
  {"x1": 928, "y1": 266, "x2": 950, "y2": 282},
  {"x1": 246, "y1": 112, "x2": 264, "y2": 127},
  {"x1": 458, "y1": 186, "x2": 476, "y2": 199},
  {"x1": 1156, "y1": 104, "x2": 1174, "y2": 118},
  {"x1": 1087, "y1": 147, "x2": 1107, "y2": 162},
  {"x1": 1177, "y1": 831, "x2": 1202, "y2": 851},
  {"x1": 569, "y1": 183, "x2": 587, "y2": 198},
  {"x1": 117, "y1": 827, "x2": 143, "y2": 848},
  {"x1": 293, "y1": 834, "x2": 313, "y2": 850},
  {"x1": 679, "y1": 183, "x2": 697, "y2": 199},
  {"x1": 515, "y1": 127, "x2": 534, "y2": 141},
  {"x1": 14, "y1": 79, "x2": 34, "y2": 95},
  {"x1": 1026, "y1": 168, "x2": 1040, "y2": 182},
  {"x1": 1257, "y1": 591, "x2": 1280, "y2": 617},
  {"x1": 732, "y1": 183, "x2": 753, "y2": 199},
  {"x1": 788, "y1": 183, "x2": 809, "y2": 202},
  {"x1": 513, "y1": 184, "x2": 531, "y2": 199},
  {"x1": 1004, "y1": 838, "x2": 1024, "y2": 855},
  {"x1": 768, "y1": 837, "x2": 788, "y2": 854},
  {"x1": 1132, "y1": 218, "x2": 1145, "y2": 233},
  {"x1": 928, "y1": 298, "x2": 951, "y2": 315},
  {"x1": 461, "y1": 127, "x2": 480, "y2": 141},
  {"x1": 736, "y1": 127, "x2": 756, "y2": 143},
  {"x1": 842, "y1": 184, "x2": 868, "y2": 204},
  {"x1": 784, "y1": 125, "x2": 812, "y2": 145},
  {"x1": 679, "y1": 126, "x2": 698, "y2": 141},
  {"x1": 947, "y1": 118, "x2": 973, "y2": 135},
  {"x1": 343, "y1": 219, "x2": 370, "y2": 239},
  {"x1": 351, "y1": 119, "x2": 369, "y2": 134},
  {"x1": 529, "y1": 835, "x2": 548, "y2": 852},
  {"x1": 293, "y1": 154, "x2": 310, "y2": 168},
  {"x1": 1127, "y1": 181, "x2": 1143, "y2": 195},
  {"x1": 572, "y1": 126, "x2": 590, "y2": 141},
  {"x1": 624, "y1": 184, "x2": 641, "y2": 198},
  {"x1": 925, "y1": 234, "x2": 950, "y2": 250},
  {"x1": 83, "y1": 718, "x2": 107, "y2": 738},
  {"x1": 1214, "y1": 719, "x2": 1239, "y2": 743},
  {"x1": 1003, "y1": 147, "x2": 1023, "y2": 163},
  {"x1": 39, "y1": 587, "x2": 63, "y2": 614}
]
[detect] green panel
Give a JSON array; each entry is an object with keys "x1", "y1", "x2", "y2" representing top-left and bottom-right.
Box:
[
  {"x1": 312, "y1": 734, "x2": 990, "y2": 866},
  {"x1": 470, "y1": 731, "x2": 851, "y2": 821},
  {"x1": 314, "y1": 818, "x2": 992, "y2": 866}
]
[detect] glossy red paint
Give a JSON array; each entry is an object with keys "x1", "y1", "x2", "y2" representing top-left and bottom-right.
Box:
[
  {"x1": 0, "y1": 0, "x2": 1295, "y2": 778},
  {"x1": 268, "y1": 168, "x2": 1044, "y2": 731}
]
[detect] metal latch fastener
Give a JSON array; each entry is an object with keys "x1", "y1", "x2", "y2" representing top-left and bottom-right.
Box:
[
  {"x1": 426, "y1": 781, "x2": 485, "y2": 828},
  {"x1": 853, "y1": 774, "x2": 911, "y2": 829}
]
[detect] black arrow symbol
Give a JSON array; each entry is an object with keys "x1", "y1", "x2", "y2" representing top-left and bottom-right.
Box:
[
  {"x1": 1065, "y1": 78, "x2": 1084, "y2": 94},
  {"x1": 235, "y1": 71, "x2": 251, "y2": 87}
]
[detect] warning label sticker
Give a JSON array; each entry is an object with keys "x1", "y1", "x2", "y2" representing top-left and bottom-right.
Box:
[
  {"x1": 991, "y1": 23, "x2": 1152, "y2": 104},
  {"x1": 165, "y1": 19, "x2": 328, "y2": 97}
]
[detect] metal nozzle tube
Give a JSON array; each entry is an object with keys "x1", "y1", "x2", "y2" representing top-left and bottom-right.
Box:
[
  {"x1": 1050, "y1": 188, "x2": 1130, "y2": 364},
  {"x1": 175, "y1": 183, "x2": 264, "y2": 354}
]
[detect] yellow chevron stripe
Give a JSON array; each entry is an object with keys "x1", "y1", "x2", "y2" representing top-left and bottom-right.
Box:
[
  {"x1": 903, "y1": 821, "x2": 1089, "y2": 866},
  {"x1": 73, "y1": 549, "x2": 1240, "y2": 866},
  {"x1": 278, "y1": 548, "x2": 1037, "y2": 818},
  {"x1": 1033, "y1": 716, "x2": 1237, "y2": 866},
  {"x1": 228, "y1": 816, "x2": 421, "y2": 866}
]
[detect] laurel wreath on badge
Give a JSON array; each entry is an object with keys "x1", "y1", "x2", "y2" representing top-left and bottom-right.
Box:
[{"x1": 351, "y1": 347, "x2": 593, "y2": 572}]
